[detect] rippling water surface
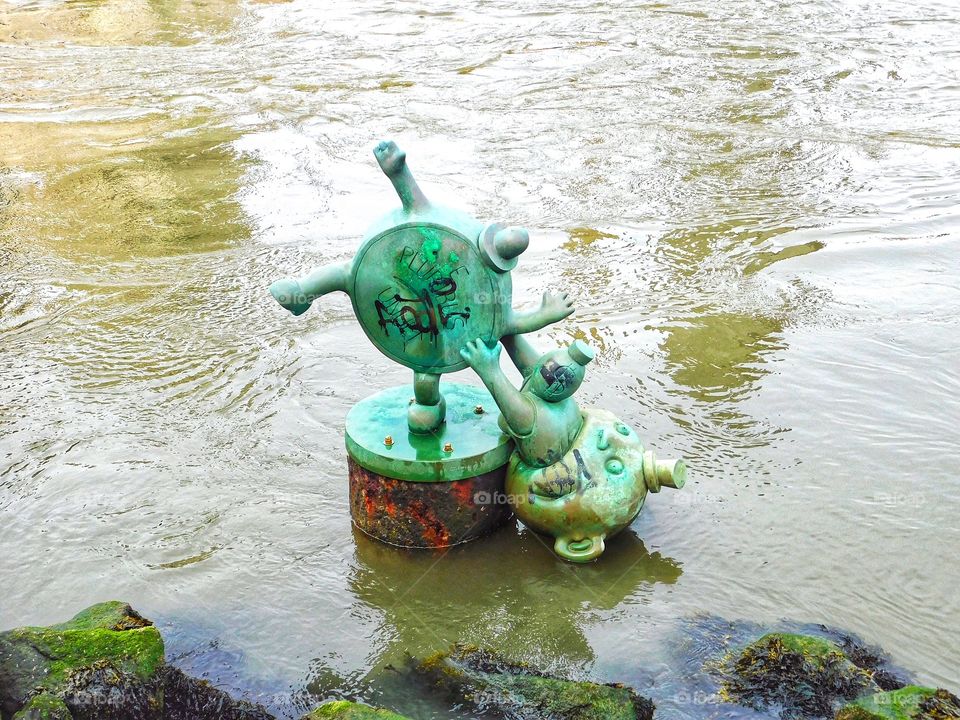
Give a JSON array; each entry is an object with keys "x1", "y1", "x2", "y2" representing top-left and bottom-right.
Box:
[{"x1": 2, "y1": 0, "x2": 958, "y2": 716}]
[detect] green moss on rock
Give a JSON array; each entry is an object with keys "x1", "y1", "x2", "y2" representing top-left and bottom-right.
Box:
[
  {"x1": 719, "y1": 632, "x2": 877, "y2": 718},
  {"x1": 0, "y1": 602, "x2": 164, "y2": 719},
  {"x1": 11, "y1": 693, "x2": 71, "y2": 719},
  {"x1": 836, "y1": 687, "x2": 960, "y2": 720},
  {"x1": 302, "y1": 700, "x2": 412, "y2": 719},
  {"x1": 414, "y1": 644, "x2": 653, "y2": 720},
  {"x1": 1, "y1": 602, "x2": 275, "y2": 720},
  {"x1": 50, "y1": 601, "x2": 152, "y2": 633}
]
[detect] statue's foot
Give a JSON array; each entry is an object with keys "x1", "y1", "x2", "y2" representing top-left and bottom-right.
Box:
[
  {"x1": 269, "y1": 278, "x2": 311, "y2": 316},
  {"x1": 554, "y1": 534, "x2": 605, "y2": 563},
  {"x1": 407, "y1": 395, "x2": 446, "y2": 435}
]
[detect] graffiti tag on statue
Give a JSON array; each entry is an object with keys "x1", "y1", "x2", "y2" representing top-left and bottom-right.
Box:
[{"x1": 375, "y1": 244, "x2": 472, "y2": 345}]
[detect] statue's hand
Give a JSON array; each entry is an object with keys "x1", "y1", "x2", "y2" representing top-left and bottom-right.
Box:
[
  {"x1": 460, "y1": 338, "x2": 502, "y2": 375},
  {"x1": 373, "y1": 140, "x2": 406, "y2": 177},
  {"x1": 539, "y1": 291, "x2": 575, "y2": 324}
]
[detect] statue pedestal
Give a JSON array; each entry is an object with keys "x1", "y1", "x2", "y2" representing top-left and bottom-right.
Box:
[{"x1": 345, "y1": 384, "x2": 513, "y2": 548}]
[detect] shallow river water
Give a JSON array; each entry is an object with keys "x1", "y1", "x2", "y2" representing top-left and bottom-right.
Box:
[{"x1": 1, "y1": 0, "x2": 958, "y2": 717}]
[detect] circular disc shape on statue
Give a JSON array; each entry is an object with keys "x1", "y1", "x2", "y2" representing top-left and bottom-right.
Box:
[{"x1": 351, "y1": 223, "x2": 500, "y2": 374}]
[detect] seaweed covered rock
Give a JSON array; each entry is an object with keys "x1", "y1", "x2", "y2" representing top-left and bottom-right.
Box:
[
  {"x1": 0, "y1": 602, "x2": 273, "y2": 720},
  {"x1": 0, "y1": 601, "x2": 165, "y2": 720},
  {"x1": 160, "y1": 665, "x2": 273, "y2": 720},
  {"x1": 836, "y1": 687, "x2": 960, "y2": 720},
  {"x1": 833, "y1": 634, "x2": 909, "y2": 692},
  {"x1": 302, "y1": 701, "x2": 413, "y2": 719},
  {"x1": 718, "y1": 633, "x2": 878, "y2": 718},
  {"x1": 413, "y1": 644, "x2": 653, "y2": 720},
  {"x1": 11, "y1": 693, "x2": 72, "y2": 719}
]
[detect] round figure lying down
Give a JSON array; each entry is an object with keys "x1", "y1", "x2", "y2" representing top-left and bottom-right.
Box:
[{"x1": 460, "y1": 334, "x2": 685, "y2": 562}]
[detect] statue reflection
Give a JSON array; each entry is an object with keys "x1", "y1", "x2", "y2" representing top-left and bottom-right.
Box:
[{"x1": 301, "y1": 523, "x2": 681, "y2": 716}]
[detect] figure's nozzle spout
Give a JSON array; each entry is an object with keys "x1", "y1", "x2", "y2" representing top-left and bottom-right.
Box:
[
  {"x1": 270, "y1": 278, "x2": 312, "y2": 316},
  {"x1": 269, "y1": 263, "x2": 350, "y2": 317},
  {"x1": 479, "y1": 223, "x2": 530, "y2": 273},
  {"x1": 643, "y1": 450, "x2": 686, "y2": 493}
]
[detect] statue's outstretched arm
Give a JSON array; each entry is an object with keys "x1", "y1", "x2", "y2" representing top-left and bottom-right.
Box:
[
  {"x1": 460, "y1": 339, "x2": 535, "y2": 437},
  {"x1": 500, "y1": 334, "x2": 541, "y2": 378},
  {"x1": 504, "y1": 291, "x2": 574, "y2": 335},
  {"x1": 269, "y1": 261, "x2": 351, "y2": 316}
]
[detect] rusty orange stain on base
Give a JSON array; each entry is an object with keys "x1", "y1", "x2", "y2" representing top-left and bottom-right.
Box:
[{"x1": 347, "y1": 456, "x2": 511, "y2": 548}]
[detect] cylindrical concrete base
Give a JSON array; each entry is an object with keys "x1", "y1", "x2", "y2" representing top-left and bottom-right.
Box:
[{"x1": 348, "y1": 457, "x2": 512, "y2": 548}]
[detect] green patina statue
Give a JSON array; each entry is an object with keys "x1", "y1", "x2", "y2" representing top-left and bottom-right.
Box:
[
  {"x1": 460, "y1": 334, "x2": 686, "y2": 562},
  {"x1": 270, "y1": 140, "x2": 573, "y2": 434},
  {"x1": 270, "y1": 140, "x2": 684, "y2": 554}
]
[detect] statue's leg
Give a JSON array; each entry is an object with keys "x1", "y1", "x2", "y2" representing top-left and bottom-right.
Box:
[
  {"x1": 269, "y1": 262, "x2": 350, "y2": 317},
  {"x1": 408, "y1": 371, "x2": 445, "y2": 434}
]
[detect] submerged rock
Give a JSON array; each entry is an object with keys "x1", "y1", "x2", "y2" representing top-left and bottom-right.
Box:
[
  {"x1": 11, "y1": 693, "x2": 72, "y2": 720},
  {"x1": 302, "y1": 701, "x2": 412, "y2": 719},
  {"x1": 836, "y1": 687, "x2": 960, "y2": 720},
  {"x1": 0, "y1": 601, "x2": 165, "y2": 719},
  {"x1": 413, "y1": 644, "x2": 653, "y2": 720},
  {"x1": 717, "y1": 632, "x2": 878, "y2": 718},
  {"x1": 0, "y1": 602, "x2": 272, "y2": 720},
  {"x1": 160, "y1": 665, "x2": 273, "y2": 720}
]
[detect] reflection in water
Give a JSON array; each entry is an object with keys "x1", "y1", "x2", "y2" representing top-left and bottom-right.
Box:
[
  {"x1": 1, "y1": 121, "x2": 250, "y2": 259},
  {"x1": 297, "y1": 526, "x2": 681, "y2": 717},
  {"x1": 660, "y1": 312, "x2": 786, "y2": 404}
]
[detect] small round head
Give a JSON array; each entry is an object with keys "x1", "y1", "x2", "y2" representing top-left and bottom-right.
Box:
[{"x1": 522, "y1": 340, "x2": 595, "y2": 402}]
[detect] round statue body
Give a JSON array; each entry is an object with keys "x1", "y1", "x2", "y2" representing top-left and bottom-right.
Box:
[
  {"x1": 506, "y1": 408, "x2": 686, "y2": 562},
  {"x1": 270, "y1": 140, "x2": 572, "y2": 432},
  {"x1": 460, "y1": 335, "x2": 686, "y2": 562}
]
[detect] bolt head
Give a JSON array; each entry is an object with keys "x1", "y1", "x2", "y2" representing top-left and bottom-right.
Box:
[
  {"x1": 384, "y1": 435, "x2": 394, "y2": 447},
  {"x1": 443, "y1": 442, "x2": 453, "y2": 453},
  {"x1": 474, "y1": 405, "x2": 484, "y2": 414}
]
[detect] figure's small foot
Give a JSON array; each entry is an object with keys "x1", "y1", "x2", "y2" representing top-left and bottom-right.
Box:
[
  {"x1": 554, "y1": 535, "x2": 605, "y2": 563},
  {"x1": 373, "y1": 140, "x2": 406, "y2": 177},
  {"x1": 269, "y1": 278, "x2": 311, "y2": 316},
  {"x1": 408, "y1": 395, "x2": 446, "y2": 434}
]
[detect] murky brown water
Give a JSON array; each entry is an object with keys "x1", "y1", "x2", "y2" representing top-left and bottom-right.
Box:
[{"x1": 2, "y1": 0, "x2": 959, "y2": 716}]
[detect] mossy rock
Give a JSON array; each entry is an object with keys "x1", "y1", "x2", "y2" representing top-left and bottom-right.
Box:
[
  {"x1": 0, "y1": 602, "x2": 273, "y2": 720},
  {"x1": 836, "y1": 687, "x2": 960, "y2": 720},
  {"x1": 414, "y1": 644, "x2": 653, "y2": 720},
  {"x1": 0, "y1": 601, "x2": 165, "y2": 719},
  {"x1": 302, "y1": 701, "x2": 412, "y2": 719},
  {"x1": 718, "y1": 632, "x2": 878, "y2": 718},
  {"x1": 11, "y1": 693, "x2": 71, "y2": 719}
]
